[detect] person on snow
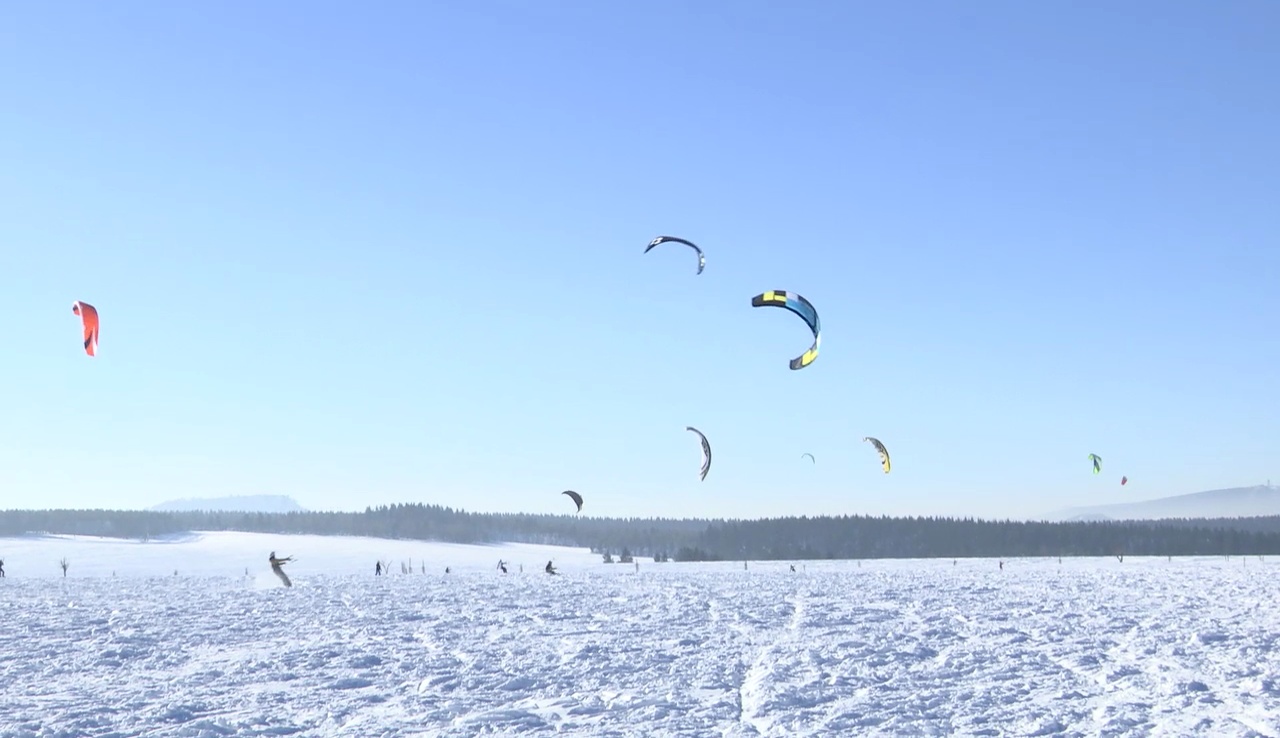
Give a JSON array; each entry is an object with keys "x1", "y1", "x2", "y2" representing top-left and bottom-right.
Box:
[
  {"x1": 269, "y1": 551, "x2": 294, "y2": 587},
  {"x1": 545, "y1": 560, "x2": 558, "y2": 575},
  {"x1": 375, "y1": 561, "x2": 382, "y2": 576}
]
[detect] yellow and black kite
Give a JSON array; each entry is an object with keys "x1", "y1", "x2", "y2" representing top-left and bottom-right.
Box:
[{"x1": 751, "y1": 290, "x2": 821, "y2": 370}]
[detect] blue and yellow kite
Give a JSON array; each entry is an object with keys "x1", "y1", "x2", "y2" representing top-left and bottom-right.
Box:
[{"x1": 751, "y1": 290, "x2": 821, "y2": 370}]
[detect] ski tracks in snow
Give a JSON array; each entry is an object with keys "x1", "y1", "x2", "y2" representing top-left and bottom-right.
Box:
[{"x1": 735, "y1": 589, "x2": 809, "y2": 736}]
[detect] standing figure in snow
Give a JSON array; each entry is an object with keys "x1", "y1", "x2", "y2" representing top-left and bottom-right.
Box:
[
  {"x1": 375, "y1": 561, "x2": 382, "y2": 576},
  {"x1": 269, "y1": 551, "x2": 294, "y2": 587},
  {"x1": 497, "y1": 560, "x2": 507, "y2": 574},
  {"x1": 0, "y1": 559, "x2": 5, "y2": 577}
]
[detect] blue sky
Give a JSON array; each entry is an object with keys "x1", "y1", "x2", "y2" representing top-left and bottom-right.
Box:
[{"x1": 2, "y1": 1, "x2": 1277, "y2": 520}]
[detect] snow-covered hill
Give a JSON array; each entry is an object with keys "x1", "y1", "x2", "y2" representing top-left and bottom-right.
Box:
[
  {"x1": 1048, "y1": 484, "x2": 1280, "y2": 521},
  {"x1": 149, "y1": 494, "x2": 307, "y2": 514}
]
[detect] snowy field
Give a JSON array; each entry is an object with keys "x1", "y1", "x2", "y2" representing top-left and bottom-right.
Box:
[{"x1": 1, "y1": 533, "x2": 1278, "y2": 737}]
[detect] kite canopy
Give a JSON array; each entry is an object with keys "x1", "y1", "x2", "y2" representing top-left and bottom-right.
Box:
[
  {"x1": 751, "y1": 290, "x2": 820, "y2": 370},
  {"x1": 801, "y1": 453, "x2": 815, "y2": 464},
  {"x1": 686, "y1": 426, "x2": 712, "y2": 481},
  {"x1": 71, "y1": 301, "x2": 99, "y2": 356},
  {"x1": 562, "y1": 490, "x2": 584, "y2": 513},
  {"x1": 645, "y1": 236, "x2": 705, "y2": 275},
  {"x1": 1089, "y1": 454, "x2": 1102, "y2": 474},
  {"x1": 863, "y1": 437, "x2": 891, "y2": 474}
]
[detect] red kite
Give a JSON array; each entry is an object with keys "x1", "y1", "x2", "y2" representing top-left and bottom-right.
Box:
[{"x1": 72, "y1": 301, "x2": 99, "y2": 356}]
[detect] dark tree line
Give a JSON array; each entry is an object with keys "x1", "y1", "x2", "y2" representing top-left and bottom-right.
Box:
[
  {"x1": 0, "y1": 505, "x2": 707, "y2": 555},
  {"x1": 2, "y1": 506, "x2": 1279, "y2": 560},
  {"x1": 687, "y1": 515, "x2": 1280, "y2": 560}
]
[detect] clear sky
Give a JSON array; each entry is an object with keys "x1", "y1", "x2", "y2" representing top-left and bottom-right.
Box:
[{"x1": 2, "y1": 1, "x2": 1277, "y2": 520}]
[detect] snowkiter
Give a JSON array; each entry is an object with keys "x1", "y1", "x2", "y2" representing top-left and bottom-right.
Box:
[{"x1": 269, "y1": 551, "x2": 294, "y2": 587}]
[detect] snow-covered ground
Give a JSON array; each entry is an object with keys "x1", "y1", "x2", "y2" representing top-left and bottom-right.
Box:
[
  {"x1": 1, "y1": 533, "x2": 1278, "y2": 737},
  {"x1": 0, "y1": 531, "x2": 600, "y2": 580}
]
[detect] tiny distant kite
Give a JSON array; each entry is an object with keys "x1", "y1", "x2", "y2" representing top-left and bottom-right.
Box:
[
  {"x1": 801, "y1": 453, "x2": 815, "y2": 464},
  {"x1": 72, "y1": 301, "x2": 99, "y2": 356},
  {"x1": 686, "y1": 426, "x2": 712, "y2": 481},
  {"x1": 562, "y1": 490, "x2": 584, "y2": 513},
  {"x1": 751, "y1": 290, "x2": 821, "y2": 370},
  {"x1": 645, "y1": 236, "x2": 704, "y2": 275},
  {"x1": 1088, "y1": 454, "x2": 1102, "y2": 474},
  {"x1": 1121, "y1": 476, "x2": 1128, "y2": 486},
  {"x1": 863, "y1": 437, "x2": 891, "y2": 474}
]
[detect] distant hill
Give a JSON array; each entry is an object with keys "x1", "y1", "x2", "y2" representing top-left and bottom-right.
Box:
[
  {"x1": 150, "y1": 495, "x2": 307, "y2": 514},
  {"x1": 1048, "y1": 484, "x2": 1280, "y2": 521}
]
